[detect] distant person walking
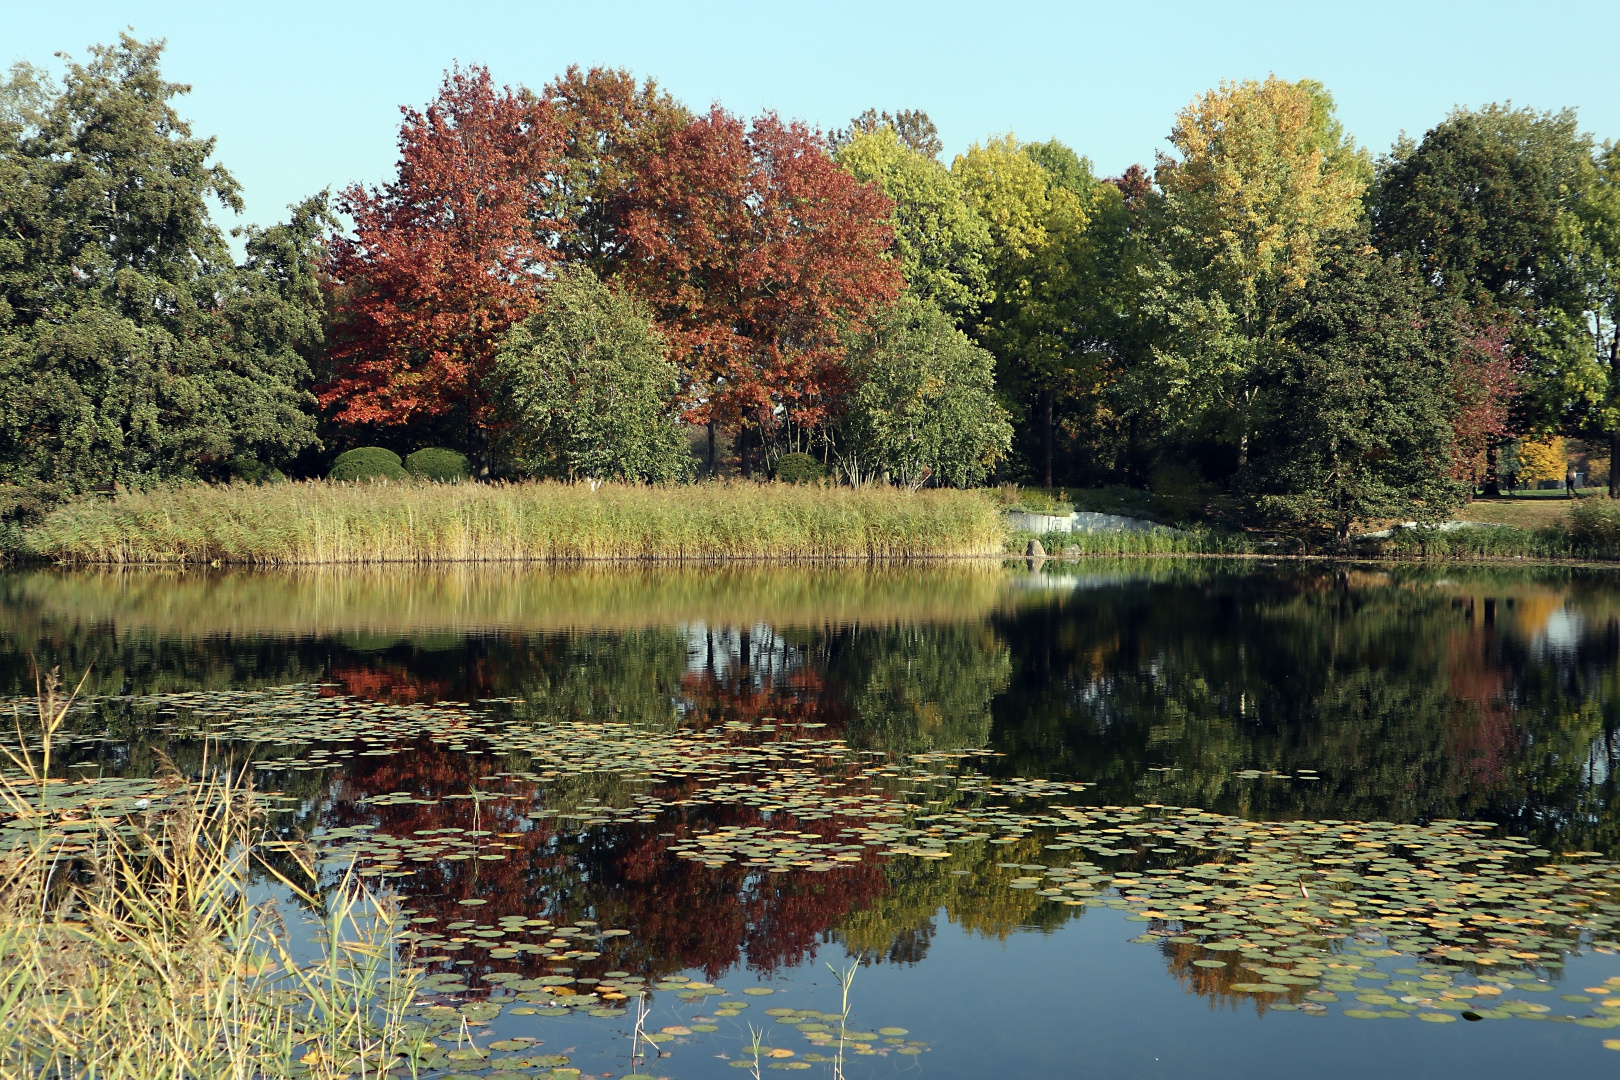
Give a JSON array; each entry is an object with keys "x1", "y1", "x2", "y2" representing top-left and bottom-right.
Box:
[{"x1": 1567, "y1": 463, "x2": 1579, "y2": 498}]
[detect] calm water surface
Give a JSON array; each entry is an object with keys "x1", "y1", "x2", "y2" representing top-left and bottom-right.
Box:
[{"x1": 6, "y1": 560, "x2": 1620, "y2": 1078}]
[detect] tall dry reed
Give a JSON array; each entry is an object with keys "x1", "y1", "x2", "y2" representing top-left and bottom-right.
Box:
[
  {"x1": 23, "y1": 480, "x2": 1006, "y2": 565},
  {"x1": 0, "y1": 670, "x2": 424, "y2": 1079}
]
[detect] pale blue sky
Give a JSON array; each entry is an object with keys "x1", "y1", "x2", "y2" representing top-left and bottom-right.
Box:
[{"x1": 6, "y1": 0, "x2": 1617, "y2": 234}]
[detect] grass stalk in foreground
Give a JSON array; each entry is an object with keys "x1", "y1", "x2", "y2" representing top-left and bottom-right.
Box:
[
  {"x1": 0, "y1": 669, "x2": 423, "y2": 1079},
  {"x1": 22, "y1": 479, "x2": 1007, "y2": 565}
]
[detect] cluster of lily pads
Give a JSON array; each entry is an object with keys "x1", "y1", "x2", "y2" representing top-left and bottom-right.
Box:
[{"x1": 11, "y1": 684, "x2": 1620, "y2": 1050}]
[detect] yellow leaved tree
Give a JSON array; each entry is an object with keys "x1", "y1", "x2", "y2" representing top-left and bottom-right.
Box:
[
  {"x1": 1515, "y1": 437, "x2": 1568, "y2": 484},
  {"x1": 1145, "y1": 75, "x2": 1372, "y2": 465}
]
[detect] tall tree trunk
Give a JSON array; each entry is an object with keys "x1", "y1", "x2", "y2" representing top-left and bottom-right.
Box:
[
  {"x1": 1041, "y1": 390, "x2": 1054, "y2": 488},
  {"x1": 1611, "y1": 429, "x2": 1619, "y2": 499},
  {"x1": 1126, "y1": 413, "x2": 1143, "y2": 488},
  {"x1": 469, "y1": 417, "x2": 490, "y2": 480},
  {"x1": 1236, "y1": 386, "x2": 1254, "y2": 469},
  {"x1": 738, "y1": 426, "x2": 752, "y2": 479},
  {"x1": 707, "y1": 420, "x2": 716, "y2": 477},
  {"x1": 1483, "y1": 442, "x2": 1501, "y2": 498}
]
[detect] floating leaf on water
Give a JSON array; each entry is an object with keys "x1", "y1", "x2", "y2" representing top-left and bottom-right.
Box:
[{"x1": 743, "y1": 987, "x2": 776, "y2": 996}]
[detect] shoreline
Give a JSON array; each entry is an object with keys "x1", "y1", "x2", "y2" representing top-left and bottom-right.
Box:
[{"x1": 13, "y1": 478, "x2": 1620, "y2": 567}]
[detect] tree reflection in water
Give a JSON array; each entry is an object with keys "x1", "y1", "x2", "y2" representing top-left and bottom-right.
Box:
[{"x1": 7, "y1": 561, "x2": 1620, "y2": 1005}]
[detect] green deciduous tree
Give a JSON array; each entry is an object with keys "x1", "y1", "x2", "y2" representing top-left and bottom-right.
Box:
[
  {"x1": 494, "y1": 267, "x2": 689, "y2": 481},
  {"x1": 835, "y1": 297, "x2": 1012, "y2": 488},
  {"x1": 0, "y1": 37, "x2": 325, "y2": 491},
  {"x1": 833, "y1": 126, "x2": 993, "y2": 319},
  {"x1": 1372, "y1": 105, "x2": 1598, "y2": 489},
  {"x1": 952, "y1": 136, "x2": 1107, "y2": 484},
  {"x1": 1575, "y1": 141, "x2": 1620, "y2": 495},
  {"x1": 1146, "y1": 76, "x2": 1370, "y2": 470},
  {"x1": 1241, "y1": 232, "x2": 1466, "y2": 545}
]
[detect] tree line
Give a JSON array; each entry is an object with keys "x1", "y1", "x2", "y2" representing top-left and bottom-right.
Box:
[{"x1": 5, "y1": 36, "x2": 1619, "y2": 540}]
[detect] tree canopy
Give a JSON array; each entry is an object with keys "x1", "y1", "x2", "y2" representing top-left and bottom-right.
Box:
[
  {"x1": 495, "y1": 267, "x2": 688, "y2": 482},
  {"x1": 0, "y1": 36, "x2": 324, "y2": 491},
  {"x1": 1146, "y1": 76, "x2": 1370, "y2": 466},
  {"x1": 834, "y1": 126, "x2": 992, "y2": 319},
  {"x1": 614, "y1": 108, "x2": 901, "y2": 444},
  {"x1": 1242, "y1": 232, "x2": 1466, "y2": 543},
  {"x1": 1373, "y1": 105, "x2": 1599, "y2": 436},
  {"x1": 320, "y1": 66, "x2": 564, "y2": 471}
]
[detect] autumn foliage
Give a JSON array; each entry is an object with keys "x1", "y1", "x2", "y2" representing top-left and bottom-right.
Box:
[
  {"x1": 1448, "y1": 319, "x2": 1520, "y2": 482},
  {"x1": 615, "y1": 108, "x2": 901, "y2": 435},
  {"x1": 320, "y1": 67, "x2": 564, "y2": 438},
  {"x1": 320, "y1": 68, "x2": 898, "y2": 470},
  {"x1": 541, "y1": 66, "x2": 688, "y2": 269}
]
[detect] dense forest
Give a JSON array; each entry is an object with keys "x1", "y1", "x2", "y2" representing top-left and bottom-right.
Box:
[{"x1": 4, "y1": 35, "x2": 1619, "y2": 540}]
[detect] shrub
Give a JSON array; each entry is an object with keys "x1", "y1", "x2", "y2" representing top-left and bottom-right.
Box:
[
  {"x1": 1568, "y1": 497, "x2": 1620, "y2": 547},
  {"x1": 329, "y1": 447, "x2": 407, "y2": 482},
  {"x1": 494, "y1": 268, "x2": 689, "y2": 482},
  {"x1": 404, "y1": 447, "x2": 471, "y2": 482},
  {"x1": 229, "y1": 455, "x2": 286, "y2": 484},
  {"x1": 775, "y1": 453, "x2": 826, "y2": 484},
  {"x1": 1009, "y1": 487, "x2": 1070, "y2": 513}
]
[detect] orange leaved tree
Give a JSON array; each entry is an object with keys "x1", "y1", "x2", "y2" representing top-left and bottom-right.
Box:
[
  {"x1": 617, "y1": 108, "x2": 901, "y2": 474},
  {"x1": 320, "y1": 67, "x2": 565, "y2": 472}
]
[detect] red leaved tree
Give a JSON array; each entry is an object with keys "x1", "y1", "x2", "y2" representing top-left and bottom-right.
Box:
[
  {"x1": 320, "y1": 67, "x2": 564, "y2": 469},
  {"x1": 541, "y1": 65, "x2": 688, "y2": 271},
  {"x1": 1448, "y1": 319, "x2": 1520, "y2": 490},
  {"x1": 617, "y1": 108, "x2": 900, "y2": 472}
]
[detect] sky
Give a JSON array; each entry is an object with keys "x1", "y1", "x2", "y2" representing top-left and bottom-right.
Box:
[{"x1": 7, "y1": 0, "x2": 1619, "y2": 236}]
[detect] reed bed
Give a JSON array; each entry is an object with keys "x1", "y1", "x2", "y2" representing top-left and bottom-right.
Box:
[
  {"x1": 22, "y1": 480, "x2": 1007, "y2": 565},
  {"x1": 0, "y1": 671, "x2": 423, "y2": 1079}
]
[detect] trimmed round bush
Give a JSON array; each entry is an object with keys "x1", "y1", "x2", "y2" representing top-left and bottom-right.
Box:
[
  {"x1": 329, "y1": 447, "x2": 408, "y2": 482},
  {"x1": 405, "y1": 447, "x2": 472, "y2": 482},
  {"x1": 775, "y1": 452, "x2": 827, "y2": 484}
]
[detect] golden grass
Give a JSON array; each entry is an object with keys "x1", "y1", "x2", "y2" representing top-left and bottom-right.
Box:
[
  {"x1": 22, "y1": 480, "x2": 1007, "y2": 565},
  {"x1": 0, "y1": 671, "x2": 424, "y2": 1079}
]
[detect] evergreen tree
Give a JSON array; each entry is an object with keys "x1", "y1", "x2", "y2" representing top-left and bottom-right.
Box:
[
  {"x1": 0, "y1": 37, "x2": 325, "y2": 491},
  {"x1": 1242, "y1": 231, "x2": 1466, "y2": 545}
]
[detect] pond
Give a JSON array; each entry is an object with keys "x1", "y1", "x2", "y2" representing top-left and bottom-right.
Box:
[{"x1": 5, "y1": 559, "x2": 1620, "y2": 1078}]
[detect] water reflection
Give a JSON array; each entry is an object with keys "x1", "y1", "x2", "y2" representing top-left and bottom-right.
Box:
[
  {"x1": 7, "y1": 560, "x2": 1620, "y2": 1067},
  {"x1": 6, "y1": 562, "x2": 1620, "y2": 850}
]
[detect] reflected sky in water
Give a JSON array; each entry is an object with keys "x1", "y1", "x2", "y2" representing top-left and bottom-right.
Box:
[{"x1": 6, "y1": 560, "x2": 1620, "y2": 1077}]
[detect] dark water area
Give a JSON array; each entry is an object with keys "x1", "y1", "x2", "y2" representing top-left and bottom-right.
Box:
[{"x1": 6, "y1": 560, "x2": 1620, "y2": 1077}]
